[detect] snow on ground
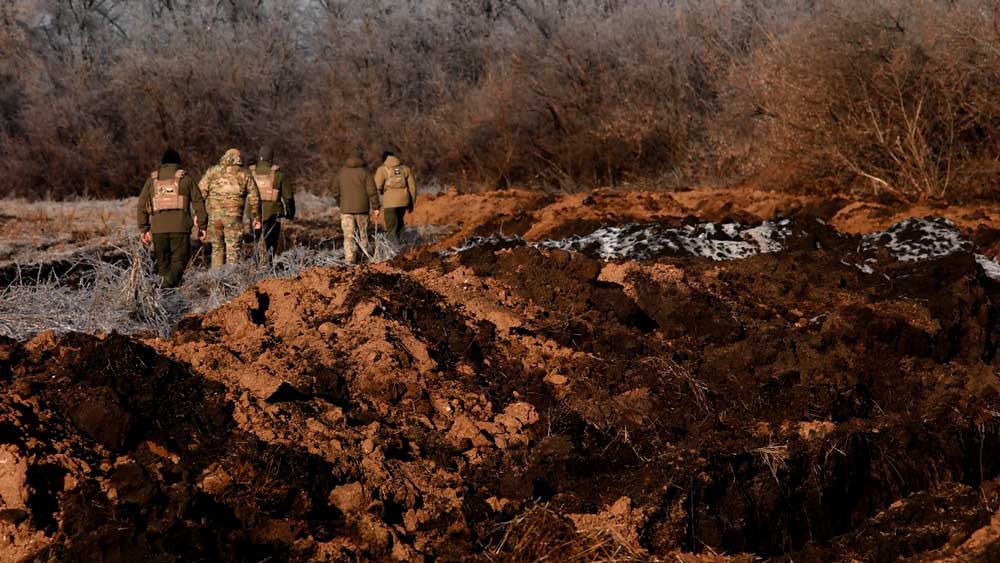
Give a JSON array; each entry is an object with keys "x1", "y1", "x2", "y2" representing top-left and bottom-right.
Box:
[
  {"x1": 976, "y1": 254, "x2": 1000, "y2": 281},
  {"x1": 858, "y1": 217, "x2": 1000, "y2": 279},
  {"x1": 861, "y1": 218, "x2": 972, "y2": 262},
  {"x1": 440, "y1": 220, "x2": 789, "y2": 261},
  {"x1": 442, "y1": 221, "x2": 795, "y2": 261},
  {"x1": 447, "y1": 216, "x2": 1000, "y2": 280},
  {"x1": 537, "y1": 220, "x2": 793, "y2": 261},
  {"x1": 441, "y1": 234, "x2": 523, "y2": 256}
]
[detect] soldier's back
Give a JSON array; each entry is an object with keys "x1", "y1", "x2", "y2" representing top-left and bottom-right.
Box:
[{"x1": 205, "y1": 165, "x2": 249, "y2": 219}]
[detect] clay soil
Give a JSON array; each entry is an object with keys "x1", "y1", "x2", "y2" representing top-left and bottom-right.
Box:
[{"x1": 4, "y1": 187, "x2": 1000, "y2": 562}]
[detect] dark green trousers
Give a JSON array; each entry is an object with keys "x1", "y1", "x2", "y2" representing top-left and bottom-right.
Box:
[
  {"x1": 152, "y1": 233, "x2": 191, "y2": 288},
  {"x1": 383, "y1": 207, "x2": 407, "y2": 244},
  {"x1": 255, "y1": 217, "x2": 281, "y2": 256}
]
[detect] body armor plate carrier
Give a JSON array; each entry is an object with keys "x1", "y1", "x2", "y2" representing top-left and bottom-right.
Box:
[
  {"x1": 252, "y1": 164, "x2": 281, "y2": 202},
  {"x1": 151, "y1": 169, "x2": 189, "y2": 212}
]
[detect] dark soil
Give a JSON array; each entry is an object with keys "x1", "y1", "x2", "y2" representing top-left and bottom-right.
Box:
[{"x1": 4, "y1": 203, "x2": 1000, "y2": 561}]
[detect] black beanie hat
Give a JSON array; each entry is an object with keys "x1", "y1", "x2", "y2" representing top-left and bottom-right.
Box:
[
  {"x1": 258, "y1": 145, "x2": 273, "y2": 162},
  {"x1": 161, "y1": 149, "x2": 181, "y2": 166}
]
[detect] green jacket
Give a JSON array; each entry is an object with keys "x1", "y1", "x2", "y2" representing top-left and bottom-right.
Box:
[
  {"x1": 252, "y1": 160, "x2": 295, "y2": 222},
  {"x1": 332, "y1": 157, "x2": 380, "y2": 214},
  {"x1": 137, "y1": 164, "x2": 208, "y2": 234},
  {"x1": 374, "y1": 156, "x2": 417, "y2": 209}
]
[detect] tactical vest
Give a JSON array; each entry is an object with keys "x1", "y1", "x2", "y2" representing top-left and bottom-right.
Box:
[
  {"x1": 251, "y1": 164, "x2": 281, "y2": 202},
  {"x1": 384, "y1": 166, "x2": 407, "y2": 190},
  {"x1": 150, "y1": 169, "x2": 189, "y2": 213}
]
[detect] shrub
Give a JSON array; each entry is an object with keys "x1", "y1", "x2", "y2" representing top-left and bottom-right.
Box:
[
  {"x1": 717, "y1": 0, "x2": 1000, "y2": 202},
  {"x1": 1, "y1": 0, "x2": 999, "y2": 201}
]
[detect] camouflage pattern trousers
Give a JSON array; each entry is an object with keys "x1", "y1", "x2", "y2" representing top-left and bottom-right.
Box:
[
  {"x1": 341, "y1": 213, "x2": 370, "y2": 265},
  {"x1": 209, "y1": 218, "x2": 244, "y2": 268}
]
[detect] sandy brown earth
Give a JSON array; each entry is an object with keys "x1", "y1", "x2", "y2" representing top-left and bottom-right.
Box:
[{"x1": 3, "y1": 188, "x2": 1000, "y2": 562}]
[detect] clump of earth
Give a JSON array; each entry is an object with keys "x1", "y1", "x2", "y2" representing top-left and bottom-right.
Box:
[{"x1": 4, "y1": 187, "x2": 1000, "y2": 562}]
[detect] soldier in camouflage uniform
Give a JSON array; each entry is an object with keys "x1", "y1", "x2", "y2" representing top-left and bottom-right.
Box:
[
  {"x1": 198, "y1": 148, "x2": 262, "y2": 268},
  {"x1": 137, "y1": 149, "x2": 208, "y2": 287}
]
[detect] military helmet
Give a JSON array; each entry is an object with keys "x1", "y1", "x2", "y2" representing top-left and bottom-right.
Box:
[{"x1": 220, "y1": 148, "x2": 243, "y2": 166}]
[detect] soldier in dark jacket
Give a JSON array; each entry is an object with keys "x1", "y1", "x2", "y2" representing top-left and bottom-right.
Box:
[
  {"x1": 251, "y1": 145, "x2": 295, "y2": 257},
  {"x1": 331, "y1": 151, "x2": 380, "y2": 265},
  {"x1": 137, "y1": 149, "x2": 208, "y2": 288}
]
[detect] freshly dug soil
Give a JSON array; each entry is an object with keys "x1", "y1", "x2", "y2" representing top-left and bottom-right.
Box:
[{"x1": 4, "y1": 189, "x2": 1000, "y2": 562}]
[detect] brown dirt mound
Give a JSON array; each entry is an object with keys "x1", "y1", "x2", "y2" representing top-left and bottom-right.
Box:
[
  {"x1": 411, "y1": 187, "x2": 1000, "y2": 253},
  {"x1": 5, "y1": 189, "x2": 1000, "y2": 561}
]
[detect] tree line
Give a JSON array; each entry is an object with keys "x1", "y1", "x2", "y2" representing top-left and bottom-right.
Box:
[{"x1": 1, "y1": 0, "x2": 999, "y2": 202}]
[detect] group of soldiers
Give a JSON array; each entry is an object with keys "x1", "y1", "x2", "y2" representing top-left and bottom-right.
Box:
[{"x1": 137, "y1": 146, "x2": 417, "y2": 288}]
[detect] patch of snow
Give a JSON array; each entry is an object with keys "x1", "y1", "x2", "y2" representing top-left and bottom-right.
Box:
[
  {"x1": 536, "y1": 224, "x2": 680, "y2": 261},
  {"x1": 840, "y1": 259, "x2": 874, "y2": 275},
  {"x1": 975, "y1": 254, "x2": 1000, "y2": 281},
  {"x1": 440, "y1": 234, "x2": 522, "y2": 256},
  {"x1": 447, "y1": 220, "x2": 796, "y2": 262},
  {"x1": 861, "y1": 218, "x2": 971, "y2": 262},
  {"x1": 537, "y1": 220, "x2": 793, "y2": 262}
]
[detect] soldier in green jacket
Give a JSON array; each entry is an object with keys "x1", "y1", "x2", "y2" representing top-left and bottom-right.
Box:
[
  {"x1": 137, "y1": 149, "x2": 208, "y2": 288},
  {"x1": 250, "y1": 145, "x2": 295, "y2": 257},
  {"x1": 374, "y1": 151, "x2": 417, "y2": 244},
  {"x1": 332, "y1": 151, "x2": 381, "y2": 265},
  {"x1": 199, "y1": 148, "x2": 262, "y2": 268}
]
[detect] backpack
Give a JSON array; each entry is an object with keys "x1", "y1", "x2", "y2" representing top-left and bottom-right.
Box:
[
  {"x1": 385, "y1": 166, "x2": 407, "y2": 190},
  {"x1": 150, "y1": 169, "x2": 189, "y2": 212}
]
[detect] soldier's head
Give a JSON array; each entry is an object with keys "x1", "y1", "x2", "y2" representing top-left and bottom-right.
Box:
[
  {"x1": 258, "y1": 145, "x2": 273, "y2": 163},
  {"x1": 161, "y1": 149, "x2": 181, "y2": 166},
  {"x1": 381, "y1": 150, "x2": 395, "y2": 162},
  {"x1": 220, "y1": 148, "x2": 243, "y2": 167}
]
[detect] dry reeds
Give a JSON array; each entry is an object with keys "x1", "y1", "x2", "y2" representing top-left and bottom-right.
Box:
[
  {"x1": 487, "y1": 504, "x2": 646, "y2": 563},
  {"x1": 0, "y1": 228, "x2": 352, "y2": 340}
]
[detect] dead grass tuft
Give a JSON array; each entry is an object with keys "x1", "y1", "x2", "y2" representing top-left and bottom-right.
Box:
[{"x1": 486, "y1": 504, "x2": 645, "y2": 563}]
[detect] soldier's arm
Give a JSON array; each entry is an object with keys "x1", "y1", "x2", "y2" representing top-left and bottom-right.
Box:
[
  {"x1": 247, "y1": 175, "x2": 262, "y2": 220},
  {"x1": 366, "y1": 172, "x2": 381, "y2": 210},
  {"x1": 197, "y1": 170, "x2": 213, "y2": 199},
  {"x1": 279, "y1": 170, "x2": 295, "y2": 220},
  {"x1": 137, "y1": 180, "x2": 152, "y2": 233},
  {"x1": 374, "y1": 167, "x2": 386, "y2": 194},
  {"x1": 331, "y1": 173, "x2": 340, "y2": 206},
  {"x1": 186, "y1": 176, "x2": 208, "y2": 229},
  {"x1": 407, "y1": 169, "x2": 417, "y2": 207}
]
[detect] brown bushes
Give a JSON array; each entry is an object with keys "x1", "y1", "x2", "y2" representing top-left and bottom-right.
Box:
[
  {"x1": 1, "y1": 0, "x2": 999, "y2": 201},
  {"x1": 719, "y1": 0, "x2": 1000, "y2": 202}
]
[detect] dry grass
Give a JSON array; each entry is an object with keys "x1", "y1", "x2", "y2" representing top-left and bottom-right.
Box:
[
  {"x1": 0, "y1": 233, "x2": 169, "y2": 337},
  {"x1": 753, "y1": 444, "x2": 790, "y2": 487},
  {"x1": 0, "y1": 204, "x2": 407, "y2": 340},
  {"x1": 0, "y1": 192, "x2": 337, "y2": 268},
  {"x1": 486, "y1": 504, "x2": 646, "y2": 563},
  {"x1": 642, "y1": 356, "x2": 713, "y2": 414}
]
